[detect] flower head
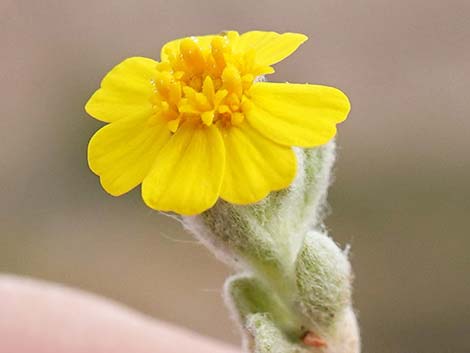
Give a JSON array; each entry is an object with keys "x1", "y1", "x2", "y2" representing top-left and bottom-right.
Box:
[{"x1": 85, "y1": 31, "x2": 350, "y2": 215}]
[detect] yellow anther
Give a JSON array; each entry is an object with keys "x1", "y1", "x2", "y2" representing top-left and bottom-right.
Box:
[
  {"x1": 218, "y1": 105, "x2": 230, "y2": 114},
  {"x1": 163, "y1": 107, "x2": 178, "y2": 121},
  {"x1": 202, "y1": 76, "x2": 215, "y2": 103},
  {"x1": 163, "y1": 47, "x2": 177, "y2": 63},
  {"x1": 155, "y1": 71, "x2": 174, "y2": 98},
  {"x1": 180, "y1": 38, "x2": 206, "y2": 73},
  {"x1": 155, "y1": 70, "x2": 172, "y2": 84},
  {"x1": 195, "y1": 93, "x2": 210, "y2": 111},
  {"x1": 214, "y1": 89, "x2": 228, "y2": 106},
  {"x1": 201, "y1": 111, "x2": 214, "y2": 125},
  {"x1": 178, "y1": 101, "x2": 199, "y2": 114},
  {"x1": 222, "y1": 65, "x2": 242, "y2": 96},
  {"x1": 168, "y1": 81, "x2": 182, "y2": 105},
  {"x1": 167, "y1": 117, "x2": 181, "y2": 133},
  {"x1": 211, "y1": 36, "x2": 228, "y2": 69},
  {"x1": 182, "y1": 86, "x2": 197, "y2": 100},
  {"x1": 174, "y1": 71, "x2": 185, "y2": 80},
  {"x1": 211, "y1": 36, "x2": 225, "y2": 53},
  {"x1": 231, "y1": 112, "x2": 244, "y2": 126},
  {"x1": 224, "y1": 31, "x2": 239, "y2": 45},
  {"x1": 226, "y1": 92, "x2": 240, "y2": 106}
]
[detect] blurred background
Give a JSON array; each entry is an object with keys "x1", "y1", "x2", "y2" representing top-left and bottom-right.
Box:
[{"x1": 1, "y1": 0, "x2": 469, "y2": 352}]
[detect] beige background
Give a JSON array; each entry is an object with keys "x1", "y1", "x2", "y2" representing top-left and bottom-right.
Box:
[{"x1": 1, "y1": 1, "x2": 469, "y2": 352}]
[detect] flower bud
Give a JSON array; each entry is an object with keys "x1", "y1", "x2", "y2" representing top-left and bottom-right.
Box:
[{"x1": 295, "y1": 231, "x2": 352, "y2": 331}]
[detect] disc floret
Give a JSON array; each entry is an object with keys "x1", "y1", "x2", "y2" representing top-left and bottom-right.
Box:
[{"x1": 151, "y1": 33, "x2": 265, "y2": 133}]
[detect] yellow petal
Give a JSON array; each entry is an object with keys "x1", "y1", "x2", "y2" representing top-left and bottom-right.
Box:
[
  {"x1": 246, "y1": 82, "x2": 351, "y2": 147},
  {"x1": 238, "y1": 31, "x2": 308, "y2": 67},
  {"x1": 219, "y1": 122, "x2": 296, "y2": 204},
  {"x1": 142, "y1": 122, "x2": 225, "y2": 215},
  {"x1": 88, "y1": 114, "x2": 171, "y2": 196},
  {"x1": 85, "y1": 57, "x2": 157, "y2": 122}
]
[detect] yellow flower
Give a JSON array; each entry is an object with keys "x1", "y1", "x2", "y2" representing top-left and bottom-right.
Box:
[{"x1": 85, "y1": 31, "x2": 350, "y2": 215}]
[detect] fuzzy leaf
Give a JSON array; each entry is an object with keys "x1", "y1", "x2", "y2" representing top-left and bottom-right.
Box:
[
  {"x1": 295, "y1": 231, "x2": 351, "y2": 330},
  {"x1": 226, "y1": 275, "x2": 301, "y2": 338},
  {"x1": 245, "y1": 313, "x2": 310, "y2": 353}
]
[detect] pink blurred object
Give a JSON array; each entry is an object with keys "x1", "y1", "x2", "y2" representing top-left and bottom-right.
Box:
[{"x1": 0, "y1": 275, "x2": 240, "y2": 353}]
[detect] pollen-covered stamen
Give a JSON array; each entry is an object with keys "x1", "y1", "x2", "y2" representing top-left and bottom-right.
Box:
[
  {"x1": 222, "y1": 65, "x2": 243, "y2": 97},
  {"x1": 179, "y1": 38, "x2": 206, "y2": 75},
  {"x1": 202, "y1": 76, "x2": 215, "y2": 104},
  {"x1": 210, "y1": 36, "x2": 229, "y2": 76},
  {"x1": 153, "y1": 33, "x2": 261, "y2": 132}
]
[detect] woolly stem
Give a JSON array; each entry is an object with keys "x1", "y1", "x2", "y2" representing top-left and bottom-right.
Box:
[{"x1": 182, "y1": 143, "x2": 360, "y2": 353}]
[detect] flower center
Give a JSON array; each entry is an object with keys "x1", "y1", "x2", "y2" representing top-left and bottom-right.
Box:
[{"x1": 151, "y1": 33, "x2": 258, "y2": 132}]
